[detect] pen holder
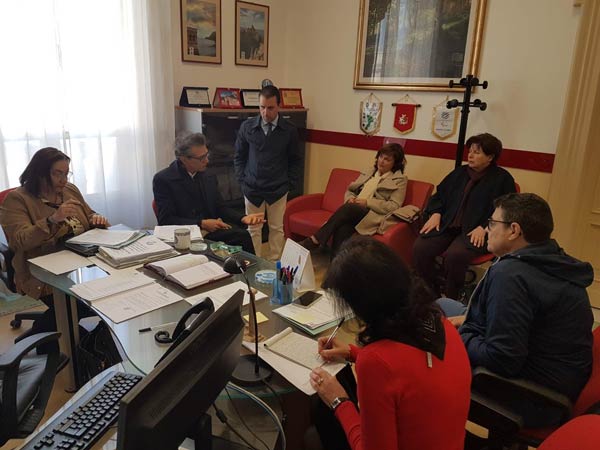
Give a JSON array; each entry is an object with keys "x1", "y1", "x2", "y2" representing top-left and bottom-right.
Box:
[{"x1": 270, "y1": 278, "x2": 294, "y2": 305}]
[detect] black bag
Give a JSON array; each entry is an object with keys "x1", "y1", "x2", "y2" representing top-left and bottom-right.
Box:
[{"x1": 76, "y1": 321, "x2": 122, "y2": 383}]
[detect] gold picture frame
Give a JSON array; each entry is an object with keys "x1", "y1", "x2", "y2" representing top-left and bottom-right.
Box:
[
  {"x1": 180, "y1": 0, "x2": 222, "y2": 64},
  {"x1": 354, "y1": 0, "x2": 487, "y2": 92},
  {"x1": 235, "y1": 1, "x2": 269, "y2": 67}
]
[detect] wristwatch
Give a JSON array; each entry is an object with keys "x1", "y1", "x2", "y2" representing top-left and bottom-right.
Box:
[{"x1": 330, "y1": 396, "x2": 350, "y2": 411}]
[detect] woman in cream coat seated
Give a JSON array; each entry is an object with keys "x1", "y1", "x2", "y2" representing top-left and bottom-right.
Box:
[
  {"x1": 300, "y1": 143, "x2": 407, "y2": 255},
  {"x1": 0, "y1": 147, "x2": 109, "y2": 352}
]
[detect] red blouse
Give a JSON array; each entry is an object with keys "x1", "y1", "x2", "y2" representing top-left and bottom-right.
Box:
[{"x1": 335, "y1": 319, "x2": 471, "y2": 450}]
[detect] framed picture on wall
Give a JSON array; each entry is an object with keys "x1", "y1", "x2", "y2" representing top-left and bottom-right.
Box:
[
  {"x1": 180, "y1": 0, "x2": 222, "y2": 64},
  {"x1": 235, "y1": 1, "x2": 269, "y2": 67},
  {"x1": 354, "y1": 0, "x2": 487, "y2": 91}
]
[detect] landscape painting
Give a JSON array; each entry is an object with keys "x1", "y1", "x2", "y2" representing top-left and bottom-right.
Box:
[
  {"x1": 354, "y1": 0, "x2": 487, "y2": 91},
  {"x1": 181, "y1": 0, "x2": 221, "y2": 64},
  {"x1": 235, "y1": 1, "x2": 269, "y2": 67}
]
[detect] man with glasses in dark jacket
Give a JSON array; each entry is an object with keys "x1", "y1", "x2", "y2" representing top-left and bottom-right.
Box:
[{"x1": 440, "y1": 193, "x2": 593, "y2": 428}]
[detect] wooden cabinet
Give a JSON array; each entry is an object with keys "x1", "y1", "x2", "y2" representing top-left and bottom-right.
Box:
[{"x1": 175, "y1": 107, "x2": 307, "y2": 210}]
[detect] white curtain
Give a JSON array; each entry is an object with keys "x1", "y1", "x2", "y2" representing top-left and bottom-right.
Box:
[{"x1": 0, "y1": 0, "x2": 174, "y2": 229}]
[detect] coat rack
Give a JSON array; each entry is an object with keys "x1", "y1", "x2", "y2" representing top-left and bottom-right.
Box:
[{"x1": 446, "y1": 75, "x2": 488, "y2": 169}]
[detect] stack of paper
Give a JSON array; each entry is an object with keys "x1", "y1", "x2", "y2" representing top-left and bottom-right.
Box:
[
  {"x1": 273, "y1": 291, "x2": 350, "y2": 335},
  {"x1": 70, "y1": 272, "x2": 155, "y2": 301},
  {"x1": 96, "y1": 235, "x2": 178, "y2": 269},
  {"x1": 153, "y1": 225, "x2": 203, "y2": 243},
  {"x1": 66, "y1": 229, "x2": 145, "y2": 249}
]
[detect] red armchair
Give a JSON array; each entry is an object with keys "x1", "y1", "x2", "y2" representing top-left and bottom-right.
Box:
[{"x1": 284, "y1": 168, "x2": 433, "y2": 266}]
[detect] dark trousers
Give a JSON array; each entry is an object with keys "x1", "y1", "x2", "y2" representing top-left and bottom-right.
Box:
[
  {"x1": 310, "y1": 364, "x2": 358, "y2": 450},
  {"x1": 314, "y1": 203, "x2": 369, "y2": 255},
  {"x1": 413, "y1": 229, "x2": 480, "y2": 299},
  {"x1": 205, "y1": 226, "x2": 255, "y2": 254},
  {"x1": 31, "y1": 294, "x2": 96, "y2": 354}
]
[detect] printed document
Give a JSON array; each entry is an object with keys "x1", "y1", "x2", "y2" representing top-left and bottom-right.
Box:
[
  {"x1": 145, "y1": 254, "x2": 229, "y2": 289},
  {"x1": 93, "y1": 284, "x2": 183, "y2": 323},
  {"x1": 184, "y1": 281, "x2": 267, "y2": 308},
  {"x1": 66, "y1": 229, "x2": 140, "y2": 247},
  {"x1": 153, "y1": 225, "x2": 203, "y2": 242},
  {"x1": 70, "y1": 272, "x2": 155, "y2": 302},
  {"x1": 29, "y1": 250, "x2": 91, "y2": 275}
]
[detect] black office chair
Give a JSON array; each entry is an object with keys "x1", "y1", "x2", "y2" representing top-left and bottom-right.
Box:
[
  {"x1": 0, "y1": 239, "x2": 45, "y2": 341},
  {"x1": 0, "y1": 332, "x2": 62, "y2": 446}
]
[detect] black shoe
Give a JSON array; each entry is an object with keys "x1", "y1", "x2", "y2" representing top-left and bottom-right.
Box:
[{"x1": 299, "y1": 237, "x2": 320, "y2": 251}]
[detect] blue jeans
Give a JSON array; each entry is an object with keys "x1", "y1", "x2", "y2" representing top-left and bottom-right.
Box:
[{"x1": 437, "y1": 297, "x2": 467, "y2": 317}]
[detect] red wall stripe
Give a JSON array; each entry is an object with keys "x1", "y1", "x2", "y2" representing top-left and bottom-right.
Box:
[{"x1": 305, "y1": 129, "x2": 555, "y2": 173}]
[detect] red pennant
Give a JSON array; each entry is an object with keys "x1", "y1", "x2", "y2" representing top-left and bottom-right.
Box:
[{"x1": 393, "y1": 103, "x2": 417, "y2": 134}]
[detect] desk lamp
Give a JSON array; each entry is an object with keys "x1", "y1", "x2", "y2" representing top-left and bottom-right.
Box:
[{"x1": 223, "y1": 257, "x2": 272, "y2": 384}]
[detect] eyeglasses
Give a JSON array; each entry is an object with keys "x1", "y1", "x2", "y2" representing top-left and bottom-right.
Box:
[
  {"x1": 186, "y1": 152, "x2": 209, "y2": 162},
  {"x1": 51, "y1": 169, "x2": 73, "y2": 179},
  {"x1": 487, "y1": 217, "x2": 512, "y2": 228}
]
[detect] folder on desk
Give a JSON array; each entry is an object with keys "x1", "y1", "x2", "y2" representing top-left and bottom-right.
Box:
[{"x1": 272, "y1": 291, "x2": 350, "y2": 335}]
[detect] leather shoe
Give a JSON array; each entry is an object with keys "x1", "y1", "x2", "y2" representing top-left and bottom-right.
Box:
[{"x1": 299, "y1": 237, "x2": 319, "y2": 251}]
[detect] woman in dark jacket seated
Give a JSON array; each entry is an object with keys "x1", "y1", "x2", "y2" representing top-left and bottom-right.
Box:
[
  {"x1": 0, "y1": 147, "x2": 109, "y2": 352},
  {"x1": 309, "y1": 237, "x2": 471, "y2": 450},
  {"x1": 413, "y1": 133, "x2": 516, "y2": 299},
  {"x1": 300, "y1": 143, "x2": 407, "y2": 255}
]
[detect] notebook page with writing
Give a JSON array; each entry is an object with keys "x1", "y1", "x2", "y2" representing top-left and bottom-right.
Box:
[{"x1": 263, "y1": 327, "x2": 324, "y2": 370}]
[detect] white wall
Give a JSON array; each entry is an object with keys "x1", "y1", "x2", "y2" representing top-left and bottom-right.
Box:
[
  {"x1": 170, "y1": 0, "x2": 287, "y2": 106},
  {"x1": 169, "y1": 0, "x2": 582, "y2": 197},
  {"x1": 282, "y1": 0, "x2": 580, "y2": 155}
]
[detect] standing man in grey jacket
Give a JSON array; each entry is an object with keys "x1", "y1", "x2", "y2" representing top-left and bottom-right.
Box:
[{"x1": 234, "y1": 85, "x2": 303, "y2": 259}]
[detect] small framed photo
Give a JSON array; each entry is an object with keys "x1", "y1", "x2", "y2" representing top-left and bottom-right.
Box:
[
  {"x1": 240, "y1": 89, "x2": 260, "y2": 108},
  {"x1": 179, "y1": 86, "x2": 211, "y2": 107},
  {"x1": 279, "y1": 88, "x2": 304, "y2": 109},
  {"x1": 213, "y1": 87, "x2": 242, "y2": 109},
  {"x1": 180, "y1": 0, "x2": 222, "y2": 64}
]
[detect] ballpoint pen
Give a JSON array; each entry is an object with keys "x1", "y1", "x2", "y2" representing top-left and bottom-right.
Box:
[
  {"x1": 322, "y1": 317, "x2": 345, "y2": 350},
  {"x1": 138, "y1": 321, "x2": 178, "y2": 333}
]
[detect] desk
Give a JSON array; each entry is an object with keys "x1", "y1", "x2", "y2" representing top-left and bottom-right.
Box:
[
  {"x1": 15, "y1": 365, "x2": 284, "y2": 450},
  {"x1": 29, "y1": 250, "x2": 296, "y2": 388}
]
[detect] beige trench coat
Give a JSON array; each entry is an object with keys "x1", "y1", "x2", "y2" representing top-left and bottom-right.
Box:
[
  {"x1": 0, "y1": 184, "x2": 96, "y2": 298},
  {"x1": 344, "y1": 169, "x2": 408, "y2": 235}
]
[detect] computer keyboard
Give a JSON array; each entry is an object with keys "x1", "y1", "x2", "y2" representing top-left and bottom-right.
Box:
[{"x1": 22, "y1": 371, "x2": 143, "y2": 450}]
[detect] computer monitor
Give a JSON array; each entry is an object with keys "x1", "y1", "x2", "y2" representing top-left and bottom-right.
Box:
[{"x1": 117, "y1": 290, "x2": 245, "y2": 450}]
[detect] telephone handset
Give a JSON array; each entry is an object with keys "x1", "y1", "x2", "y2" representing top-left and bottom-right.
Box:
[{"x1": 154, "y1": 297, "x2": 215, "y2": 365}]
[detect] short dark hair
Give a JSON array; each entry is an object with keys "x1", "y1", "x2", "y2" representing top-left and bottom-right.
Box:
[
  {"x1": 493, "y1": 193, "x2": 554, "y2": 243},
  {"x1": 466, "y1": 133, "x2": 503, "y2": 162},
  {"x1": 19, "y1": 147, "x2": 70, "y2": 197},
  {"x1": 322, "y1": 236, "x2": 439, "y2": 346},
  {"x1": 259, "y1": 85, "x2": 280, "y2": 104},
  {"x1": 374, "y1": 143, "x2": 406, "y2": 173},
  {"x1": 174, "y1": 133, "x2": 207, "y2": 158}
]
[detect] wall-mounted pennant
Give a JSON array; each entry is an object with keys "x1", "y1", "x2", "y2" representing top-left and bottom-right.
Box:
[
  {"x1": 360, "y1": 93, "x2": 382, "y2": 136},
  {"x1": 393, "y1": 94, "x2": 419, "y2": 134},
  {"x1": 432, "y1": 97, "x2": 458, "y2": 140}
]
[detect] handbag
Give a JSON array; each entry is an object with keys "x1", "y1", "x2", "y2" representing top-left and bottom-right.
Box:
[{"x1": 76, "y1": 320, "x2": 122, "y2": 383}]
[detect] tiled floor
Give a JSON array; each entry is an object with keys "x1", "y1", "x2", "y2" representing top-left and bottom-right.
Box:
[{"x1": 0, "y1": 306, "x2": 73, "y2": 450}]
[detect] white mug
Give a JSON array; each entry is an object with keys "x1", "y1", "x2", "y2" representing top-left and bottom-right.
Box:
[{"x1": 174, "y1": 228, "x2": 191, "y2": 251}]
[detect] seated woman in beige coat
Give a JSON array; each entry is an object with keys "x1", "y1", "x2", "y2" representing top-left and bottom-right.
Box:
[
  {"x1": 0, "y1": 147, "x2": 109, "y2": 352},
  {"x1": 300, "y1": 143, "x2": 407, "y2": 255}
]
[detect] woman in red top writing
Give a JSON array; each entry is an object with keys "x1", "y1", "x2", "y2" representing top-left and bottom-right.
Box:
[{"x1": 309, "y1": 237, "x2": 471, "y2": 450}]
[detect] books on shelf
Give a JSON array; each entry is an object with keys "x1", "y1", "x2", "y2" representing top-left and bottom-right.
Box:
[
  {"x1": 145, "y1": 254, "x2": 229, "y2": 290},
  {"x1": 66, "y1": 229, "x2": 145, "y2": 249},
  {"x1": 153, "y1": 225, "x2": 203, "y2": 243},
  {"x1": 96, "y1": 235, "x2": 178, "y2": 269}
]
